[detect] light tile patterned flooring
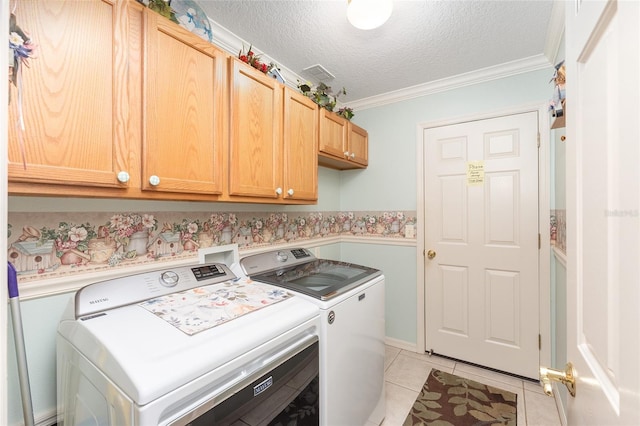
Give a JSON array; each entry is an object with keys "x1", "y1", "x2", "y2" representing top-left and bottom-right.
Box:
[{"x1": 382, "y1": 345, "x2": 562, "y2": 426}]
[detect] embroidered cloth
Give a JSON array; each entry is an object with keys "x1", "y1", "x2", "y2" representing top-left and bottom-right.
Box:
[{"x1": 139, "y1": 278, "x2": 292, "y2": 336}]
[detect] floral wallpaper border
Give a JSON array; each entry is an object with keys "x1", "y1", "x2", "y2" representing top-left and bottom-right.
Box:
[
  {"x1": 550, "y1": 209, "x2": 566, "y2": 253},
  {"x1": 7, "y1": 210, "x2": 416, "y2": 283}
]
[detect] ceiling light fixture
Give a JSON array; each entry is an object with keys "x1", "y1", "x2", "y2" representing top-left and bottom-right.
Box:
[{"x1": 347, "y1": 0, "x2": 393, "y2": 30}]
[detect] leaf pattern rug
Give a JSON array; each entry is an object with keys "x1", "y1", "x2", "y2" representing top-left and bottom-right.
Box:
[{"x1": 403, "y1": 369, "x2": 517, "y2": 426}]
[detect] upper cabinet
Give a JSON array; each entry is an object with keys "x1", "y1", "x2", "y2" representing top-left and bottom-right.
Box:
[
  {"x1": 8, "y1": 0, "x2": 134, "y2": 192},
  {"x1": 7, "y1": 0, "x2": 355, "y2": 203},
  {"x1": 8, "y1": 0, "x2": 229, "y2": 201},
  {"x1": 318, "y1": 109, "x2": 368, "y2": 169},
  {"x1": 227, "y1": 58, "x2": 317, "y2": 203},
  {"x1": 141, "y1": 9, "x2": 226, "y2": 196}
]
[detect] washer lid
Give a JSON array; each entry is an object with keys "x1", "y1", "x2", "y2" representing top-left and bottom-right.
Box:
[
  {"x1": 58, "y1": 277, "x2": 319, "y2": 405},
  {"x1": 240, "y1": 249, "x2": 381, "y2": 300},
  {"x1": 249, "y1": 259, "x2": 381, "y2": 300}
]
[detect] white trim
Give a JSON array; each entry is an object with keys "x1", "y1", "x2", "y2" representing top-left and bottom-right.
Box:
[
  {"x1": 416, "y1": 103, "x2": 552, "y2": 372},
  {"x1": 33, "y1": 409, "x2": 57, "y2": 426},
  {"x1": 349, "y1": 55, "x2": 552, "y2": 111},
  {"x1": 552, "y1": 245, "x2": 568, "y2": 267},
  {"x1": 384, "y1": 336, "x2": 419, "y2": 354},
  {"x1": 544, "y1": 0, "x2": 566, "y2": 64},
  {"x1": 418, "y1": 101, "x2": 548, "y2": 131},
  {"x1": 538, "y1": 104, "x2": 553, "y2": 370},
  {"x1": 17, "y1": 236, "x2": 417, "y2": 300},
  {"x1": 415, "y1": 124, "x2": 427, "y2": 355}
]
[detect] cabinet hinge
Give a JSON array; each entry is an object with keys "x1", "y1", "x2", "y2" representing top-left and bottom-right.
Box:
[{"x1": 539, "y1": 334, "x2": 542, "y2": 350}]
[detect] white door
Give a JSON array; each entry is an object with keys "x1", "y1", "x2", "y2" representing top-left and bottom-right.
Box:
[
  {"x1": 565, "y1": 0, "x2": 640, "y2": 424},
  {"x1": 424, "y1": 112, "x2": 540, "y2": 379}
]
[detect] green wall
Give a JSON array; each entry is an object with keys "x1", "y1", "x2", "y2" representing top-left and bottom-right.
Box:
[
  {"x1": 340, "y1": 243, "x2": 417, "y2": 343},
  {"x1": 342, "y1": 69, "x2": 553, "y2": 211}
]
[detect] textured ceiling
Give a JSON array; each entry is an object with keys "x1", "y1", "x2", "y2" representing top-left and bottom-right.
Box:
[{"x1": 197, "y1": 0, "x2": 556, "y2": 106}]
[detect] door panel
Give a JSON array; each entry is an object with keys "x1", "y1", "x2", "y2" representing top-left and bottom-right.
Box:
[
  {"x1": 8, "y1": 0, "x2": 130, "y2": 188},
  {"x1": 425, "y1": 112, "x2": 539, "y2": 379},
  {"x1": 283, "y1": 88, "x2": 318, "y2": 201},
  {"x1": 229, "y1": 59, "x2": 282, "y2": 198},
  {"x1": 485, "y1": 172, "x2": 519, "y2": 245},
  {"x1": 565, "y1": 0, "x2": 640, "y2": 424},
  {"x1": 143, "y1": 11, "x2": 225, "y2": 194},
  {"x1": 318, "y1": 109, "x2": 347, "y2": 158}
]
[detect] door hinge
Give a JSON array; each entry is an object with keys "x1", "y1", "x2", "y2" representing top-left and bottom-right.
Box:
[
  {"x1": 538, "y1": 233, "x2": 541, "y2": 249},
  {"x1": 539, "y1": 334, "x2": 542, "y2": 350},
  {"x1": 537, "y1": 132, "x2": 541, "y2": 148}
]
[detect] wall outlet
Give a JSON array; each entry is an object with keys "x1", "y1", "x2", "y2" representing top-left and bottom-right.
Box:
[{"x1": 405, "y1": 224, "x2": 415, "y2": 239}]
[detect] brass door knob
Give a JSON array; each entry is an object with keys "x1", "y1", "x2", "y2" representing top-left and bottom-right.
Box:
[{"x1": 427, "y1": 250, "x2": 436, "y2": 259}]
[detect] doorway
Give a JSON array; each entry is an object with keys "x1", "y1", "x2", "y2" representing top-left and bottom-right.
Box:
[{"x1": 417, "y1": 107, "x2": 550, "y2": 380}]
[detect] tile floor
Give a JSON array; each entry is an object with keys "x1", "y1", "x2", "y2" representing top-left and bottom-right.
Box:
[{"x1": 381, "y1": 345, "x2": 562, "y2": 426}]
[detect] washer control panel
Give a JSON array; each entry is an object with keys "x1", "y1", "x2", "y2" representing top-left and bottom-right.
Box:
[
  {"x1": 75, "y1": 262, "x2": 236, "y2": 319},
  {"x1": 240, "y1": 248, "x2": 316, "y2": 276},
  {"x1": 160, "y1": 271, "x2": 180, "y2": 287}
]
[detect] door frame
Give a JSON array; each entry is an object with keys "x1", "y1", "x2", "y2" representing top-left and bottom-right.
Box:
[
  {"x1": 2, "y1": 0, "x2": 10, "y2": 423},
  {"x1": 415, "y1": 102, "x2": 551, "y2": 371}
]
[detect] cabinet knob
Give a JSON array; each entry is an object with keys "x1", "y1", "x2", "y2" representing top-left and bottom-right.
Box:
[
  {"x1": 117, "y1": 171, "x2": 130, "y2": 183},
  {"x1": 344, "y1": 151, "x2": 350, "y2": 158},
  {"x1": 149, "y1": 175, "x2": 161, "y2": 186},
  {"x1": 350, "y1": 153, "x2": 356, "y2": 159},
  {"x1": 275, "y1": 187, "x2": 283, "y2": 195},
  {"x1": 287, "y1": 188, "x2": 294, "y2": 196}
]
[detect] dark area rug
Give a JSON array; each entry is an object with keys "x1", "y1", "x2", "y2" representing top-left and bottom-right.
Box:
[{"x1": 403, "y1": 369, "x2": 517, "y2": 426}]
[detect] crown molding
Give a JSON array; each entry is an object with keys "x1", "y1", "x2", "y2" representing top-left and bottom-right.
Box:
[
  {"x1": 347, "y1": 54, "x2": 552, "y2": 111},
  {"x1": 208, "y1": 18, "x2": 555, "y2": 112},
  {"x1": 543, "y1": 0, "x2": 566, "y2": 64}
]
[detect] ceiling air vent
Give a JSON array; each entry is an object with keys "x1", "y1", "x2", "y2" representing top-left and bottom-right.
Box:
[{"x1": 302, "y1": 64, "x2": 335, "y2": 82}]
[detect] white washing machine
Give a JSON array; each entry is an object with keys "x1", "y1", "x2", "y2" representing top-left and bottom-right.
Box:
[
  {"x1": 57, "y1": 261, "x2": 322, "y2": 425},
  {"x1": 240, "y1": 248, "x2": 386, "y2": 426}
]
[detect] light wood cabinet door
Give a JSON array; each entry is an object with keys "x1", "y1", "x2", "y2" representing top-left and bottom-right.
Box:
[
  {"x1": 347, "y1": 122, "x2": 368, "y2": 167},
  {"x1": 8, "y1": 0, "x2": 132, "y2": 189},
  {"x1": 142, "y1": 9, "x2": 226, "y2": 195},
  {"x1": 318, "y1": 109, "x2": 368, "y2": 170},
  {"x1": 318, "y1": 108, "x2": 348, "y2": 159},
  {"x1": 228, "y1": 58, "x2": 283, "y2": 199},
  {"x1": 283, "y1": 88, "x2": 318, "y2": 201}
]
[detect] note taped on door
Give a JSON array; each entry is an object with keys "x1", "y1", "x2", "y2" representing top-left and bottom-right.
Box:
[{"x1": 467, "y1": 161, "x2": 484, "y2": 186}]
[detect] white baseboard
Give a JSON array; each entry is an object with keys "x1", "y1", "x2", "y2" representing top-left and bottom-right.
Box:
[
  {"x1": 384, "y1": 336, "x2": 419, "y2": 353},
  {"x1": 36, "y1": 410, "x2": 57, "y2": 426}
]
